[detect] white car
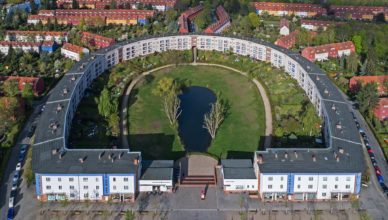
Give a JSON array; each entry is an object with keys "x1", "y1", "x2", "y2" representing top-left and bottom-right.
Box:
[
  {"x1": 11, "y1": 182, "x2": 17, "y2": 191},
  {"x1": 8, "y1": 197, "x2": 14, "y2": 208},
  {"x1": 15, "y1": 162, "x2": 21, "y2": 171}
]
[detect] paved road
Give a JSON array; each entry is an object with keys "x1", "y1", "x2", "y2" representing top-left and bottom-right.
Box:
[
  {"x1": 0, "y1": 103, "x2": 43, "y2": 220},
  {"x1": 120, "y1": 63, "x2": 273, "y2": 149}
]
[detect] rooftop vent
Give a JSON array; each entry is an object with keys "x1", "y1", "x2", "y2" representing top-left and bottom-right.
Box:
[
  {"x1": 99, "y1": 151, "x2": 105, "y2": 160},
  {"x1": 52, "y1": 148, "x2": 59, "y2": 155},
  {"x1": 336, "y1": 122, "x2": 342, "y2": 130},
  {"x1": 59, "y1": 151, "x2": 65, "y2": 159},
  {"x1": 133, "y1": 158, "x2": 139, "y2": 165},
  {"x1": 312, "y1": 154, "x2": 316, "y2": 162},
  {"x1": 257, "y1": 154, "x2": 263, "y2": 164},
  {"x1": 336, "y1": 155, "x2": 340, "y2": 162},
  {"x1": 56, "y1": 104, "x2": 63, "y2": 113},
  {"x1": 316, "y1": 76, "x2": 320, "y2": 81},
  {"x1": 71, "y1": 75, "x2": 76, "y2": 81},
  {"x1": 333, "y1": 151, "x2": 337, "y2": 159},
  {"x1": 331, "y1": 104, "x2": 336, "y2": 111},
  {"x1": 338, "y1": 147, "x2": 344, "y2": 154},
  {"x1": 62, "y1": 88, "x2": 68, "y2": 96},
  {"x1": 274, "y1": 152, "x2": 278, "y2": 159},
  {"x1": 284, "y1": 152, "x2": 288, "y2": 159},
  {"x1": 79, "y1": 156, "x2": 87, "y2": 163},
  {"x1": 108, "y1": 153, "x2": 114, "y2": 160},
  {"x1": 294, "y1": 151, "x2": 298, "y2": 158},
  {"x1": 49, "y1": 121, "x2": 59, "y2": 134},
  {"x1": 324, "y1": 89, "x2": 328, "y2": 94},
  {"x1": 118, "y1": 152, "x2": 124, "y2": 159}
]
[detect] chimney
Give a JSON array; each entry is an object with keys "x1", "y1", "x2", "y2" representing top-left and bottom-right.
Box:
[
  {"x1": 258, "y1": 154, "x2": 263, "y2": 164},
  {"x1": 275, "y1": 152, "x2": 278, "y2": 159},
  {"x1": 312, "y1": 154, "x2": 316, "y2": 162},
  {"x1": 59, "y1": 151, "x2": 65, "y2": 159},
  {"x1": 133, "y1": 158, "x2": 139, "y2": 165},
  {"x1": 294, "y1": 151, "x2": 298, "y2": 158},
  {"x1": 52, "y1": 148, "x2": 59, "y2": 155},
  {"x1": 99, "y1": 151, "x2": 105, "y2": 160},
  {"x1": 336, "y1": 122, "x2": 342, "y2": 130},
  {"x1": 118, "y1": 152, "x2": 124, "y2": 159},
  {"x1": 331, "y1": 104, "x2": 336, "y2": 111},
  {"x1": 71, "y1": 75, "x2": 76, "y2": 81},
  {"x1": 111, "y1": 157, "x2": 115, "y2": 163},
  {"x1": 108, "y1": 153, "x2": 114, "y2": 160},
  {"x1": 79, "y1": 157, "x2": 85, "y2": 163},
  {"x1": 338, "y1": 147, "x2": 344, "y2": 154},
  {"x1": 336, "y1": 155, "x2": 340, "y2": 162},
  {"x1": 284, "y1": 152, "x2": 288, "y2": 159}
]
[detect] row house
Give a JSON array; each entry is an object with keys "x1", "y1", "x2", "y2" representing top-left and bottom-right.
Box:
[
  {"x1": 5, "y1": 30, "x2": 68, "y2": 44},
  {"x1": 374, "y1": 98, "x2": 388, "y2": 121},
  {"x1": 178, "y1": 5, "x2": 204, "y2": 33},
  {"x1": 301, "y1": 41, "x2": 355, "y2": 61},
  {"x1": 203, "y1": 6, "x2": 231, "y2": 34},
  {"x1": 56, "y1": 0, "x2": 176, "y2": 11},
  {"x1": 275, "y1": 30, "x2": 299, "y2": 49},
  {"x1": 61, "y1": 43, "x2": 90, "y2": 61},
  {"x1": 349, "y1": 75, "x2": 388, "y2": 96},
  {"x1": 330, "y1": 5, "x2": 387, "y2": 20},
  {"x1": 0, "y1": 76, "x2": 44, "y2": 95},
  {"x1": 254, "y1": 2, "x2": 327, "y2": 17},
  {"x1": 0, "y1": 41, "x2": 41, "y2": 55},
  {"x1": 301, "y1": 19, "x2": 345, "y2": 31},
  {"x1": 81, "y1": 32, "x2": 115, "y2": 49}
]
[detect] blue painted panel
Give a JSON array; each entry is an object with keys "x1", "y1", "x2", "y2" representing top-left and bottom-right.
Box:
[
  {"x1": 138, "y1": 19, "x2": 147, "y2": 25},
  {"x1": 35, "y1": 174, "x2": 41, "y2": 196},
  {"x1": 287, "y1": 173, "x2": 294, "y2": 195},
  {"x1": 355, "y1": 173, "x2": 361, "y2": 194},
  {"x1": 103, "y1": 174, "x2": 109, "y2": 196}
]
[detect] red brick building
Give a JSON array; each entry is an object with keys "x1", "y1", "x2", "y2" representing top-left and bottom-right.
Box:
[
  {"x1": 301, "y1": 20, "x2": 345, "y2": 31},
  {"x1": 330, "y1": 5, "x2": 387, "y2": 20},
  {"x1": 81, "y1": 32, "x2": 115, "y2": 49},
  {"x1": 204, "y1": 6, "x2": 230, "y2": 34},
  {"x1": 349, "y1": 75, "x2": 388, "y2": 96},
  {"x1": 374, "y1": 98, "x2": 388, "y2": 121},
  {"x1": 0, "y1": 76, "x2": 44, "y2": 95},
  {"x1": 178, "y1": 5, "x2": 204, "y2": 33},
  {"x1": 301, "y1": 41, "x2": 355, "y2": 62},
  {"x1": 55, "y1": 0, "x2": 176, "y2": 11},
  {"x1": 275, "y1": 30, "x2": 299, "y2": 49},
  {"x1": 254, "y1": 2, "x2": 327, "y2": 17}
]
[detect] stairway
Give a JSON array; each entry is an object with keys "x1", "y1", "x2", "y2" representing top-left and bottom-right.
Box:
[{"x1": 180, "y1": 175, "x2": 216, "y2": 185}]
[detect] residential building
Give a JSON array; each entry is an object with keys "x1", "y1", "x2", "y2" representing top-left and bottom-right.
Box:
[
  {"x1": 203, "y1": 6, "x2": 230, "y2": 34},
  {"x1": 279, "y1": 18, "x2": 289, "y2": 36},
  {"x1": 27, "y1": 9, "x2": 155, "y2": 26},
  {"x1": 61, "y1": 43, "x2": 89, "y2": 61},
  {"x1": 301, "y1": 20, "x2": 344, "y2": 31},
  {"x1": 81, "y1": 32, "x2": 115, "y2": 49},
  {"x1": 330, "y1": 5, "x2": 387, "y2": 20},
  {"x1": 221, "y1": 159, "x2": 258, "y2": 193},
  {"x1": 349, "y1": 75, "x2": 388, "y2": 96},
  {"x1": 178, "y1": 5, "x2": 204, "y2": 33},
  {"x1": 139, "y1": 160, "x2": 174, "y2": 192},
  {"x1": 374, "y1": 98, "x2": 388, "y2": 121},
  {"x1": 0, "y1": 41, "x2": 41, "y2": 55},
  {"x1": 301, "y1": 41, "x2": 355, "y2": 61},
  {"x1": 41, "y1": 41, "x2": 58, "y2": 53},
  {"x1": 254, "y1": 2, "x2": 327, "y2": 17},
  {"x1": 275, "y1": 30, "x2": 299, "y2": 49},
  {"x1": 0, "y1": 76, "x2": 44, "y2": 95},
  {"x1": 55, "y1": 0, "x2": 176, "y2": 11},
  {"x1": 5, "y1": 30, "x2": 68, "y2": 44}
]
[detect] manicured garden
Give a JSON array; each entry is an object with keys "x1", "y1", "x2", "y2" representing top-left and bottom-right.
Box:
[{"x1": 128, "y1": 65, "x2": 266, "y2": 160}]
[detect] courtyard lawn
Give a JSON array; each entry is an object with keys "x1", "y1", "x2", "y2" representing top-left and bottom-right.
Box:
[{"x1": 128, "y1": 65, "x2": 266, "y2": 160}]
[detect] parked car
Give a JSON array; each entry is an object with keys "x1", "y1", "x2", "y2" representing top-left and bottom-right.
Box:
[
  {"x1": 368, "y1": 149, "x2": 374, "y2": 154},
  {"x1": 27, "y1": 125, "x2": 36, "y2": 138},
  {"x1": 369, "y1": 153, "x2": 375, "y2": 158},
  {"x1": 355, "y1": 122, "x2": 360, "y2": 128},
  {"x1": 8, "y1": 197, "x2": 14, "y2": 208},
  {"x1": 11, "y1": 181, "x2": 17, "y2": 191},
  {"x1": 366, "y1": 145, "x2": 372, "y2": 150},
  {"x1": 12, "y1": 171, "x2": 19, "y2": 183},
  {"x1": 376, "y1": 169, "x2": 382, "y2": 175},
  {"x1": 377, "y1": 175, "x2": 385, "y2": 183},
  {"x1": 15, "y1": 162, "x2": 21, "y2": 171},
  {"x1": 375, "y1": 166, "x2": 381, "y2": 172},
  {"x1": 17, "y1": 154, "x2": 24, "y2": 163},
  {"x1": 381, "y1": 183, "x2": 388, "y2": 193},
  {"x1": 20, "y1": 144, "x2": 28, "y2": 155},
  {"x1": 7, "y1": 208, "x2": 14, "y2": 220}
]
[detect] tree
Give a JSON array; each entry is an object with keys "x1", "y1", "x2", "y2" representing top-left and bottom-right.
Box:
[
  {"x1": 95, "y1": 87, "x2": 117, "y2": 118},
  {"x1": 72, "y1": 0, "x2": 79, "y2": 9},
  {"x1": 248, "y1": 12, "x2": 260, "y2": 28},
  {"x1": 124, "y1": 210, "x2": 136, "y2": 220},
  {"x1": 107, "y1": 113, "x2": 120, "y2": 137},
  {"x1": 2, "y1": 80, "x2": 20, "y2": 97},
  {"x1": 203, "y1": 99, "x2": 227, "y2": 139},
  {"x1": 346, "y1": 52, "x2": 358, "y2": 73},
  {"x1": 356, "y1": 82, "x2": 379, "y2": 117},
  {"x1": 352, "y1": 35, "x2": 363, "y2": 54},
  {"x1": 194, "y1": 6, "x2": 212, "y2": 30},
  {"x1": 365, "y1": 48, "x2": 377, "y2": 75},
  {"x1": 21, "y1": 83, "x2": 34, "y2": 106}
]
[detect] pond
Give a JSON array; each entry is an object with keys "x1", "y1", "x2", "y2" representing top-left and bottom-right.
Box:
[{"x1": 178, "y1": 86, "x2": 216, "y2": 152}]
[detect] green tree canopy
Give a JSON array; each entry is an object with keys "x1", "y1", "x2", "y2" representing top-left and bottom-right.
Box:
[
  {"x1": 356, "y1": 82, "x2": 379, "y2": 116},
  {"x1": 352, "y1": 35, "x2": 363, "y2": 54},
  {"x1": 95, "y1": 87, "x2": 118, "y2": 118},
  {"x1": 21, "y1": 83, "x2": 34, "y2": 105},
  {"x1": 2, "y1": 80, "x2": 20, "y2": 97}
]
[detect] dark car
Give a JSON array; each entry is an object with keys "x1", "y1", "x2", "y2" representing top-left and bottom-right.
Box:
[
  {"x1": 20, "y1": 144, "x2": 28, "y2": 155},
  {"x1": 366, "y1": 145, "x2": 372, "y2": 150},
  {"x1": 10, "y1": 189, "x2": 16, "y2": 198},
  {"x1": 17, "y1": 154, "x2": 24, "y2": 163},
  {"x1": 381, "y1": 183, "x2": 388, "y2": 193},
  {"x1": 27, "y1": 125, "x2": 36, "y2": 138},
  {"x1": 377, "y1": 175, "x2": 384, "y2": 183},
  {"x1": 355, "y1": 122, "x2": 360, "y2": 128},
  {"x1": 7, "y1": 207, "x2": 14, "y2": 220}
]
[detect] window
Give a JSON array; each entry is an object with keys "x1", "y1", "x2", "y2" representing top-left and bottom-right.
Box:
[
  {"x1": 308, "y1": 185, "x2": 313, "y2": 189},
  {"x1": 70, "y1": 193, "x2": 75, "y2": 198},
  {"x1": 84, "y1": 186, "x2": 88, "y2": 190},
  {"x1": 346, "y1": 185, "x2": 350, "y2": 189},
  {"x1": 297, "y1": 185, "x2": 301, "y2": 189},
  {"x1": 298, "y1": 177, "x2": 301, "y2": 181},
  {"x1": 335, "y1": 185, "x2": 338, "y2": 189},
  {"x1": 96, "y1": 178, "x2": 99, "y2": 182},
  {"x1": 46, "y1": 185, "x2": 51, "y2": 190},
  {"x1": 46, "y1": 177, "x2": 51, "y2": 182},
  {"x1": 124, "y1": 186, "x2": 128, "y2": 190},
  {"x1": 95, "y1": 193, "x2": 99, "y2": 198},
  {"x1": 247, "y1": 185, "x2": 249, "y2": 189},
  {"x1": 58, "y1": 178, "x2": 61, "y2": 182},
  {"x1": 268, "y1": 185, "x2": 273, "y2": 189},
  {"x1": 280, "y1": 177, "x2": 284, "y2": 181},
  {"x1": 113, "y1": 186, "x2": 117, "y2": 190},
  {"x1": 124, "y1": 178, "x2": 128, "y2": 182},
  {"x1": 58, "y1": 186, "x2": 62, "y2": 190},
  {"x1": 308, "y1": 177, "x2": 313, "y2": 181},
  {"x1": 96, "y1": 186, "x2": 99, "y2": 190},
  {"x1": 280, "y1": 185, "x2": 283, "y2": 189},
  {"x1": 70, "y1": 185, "x2": 74, "y2": 190},
  {"x1": 84, "y1": 193, "x2": 89, "y2": 198},
  {"x1": 335, "y1": 177, "x2": 339, "y2": 181},
  {"x1": 268, "y1": 177, "x2": 273, "y2": 181},
  {"x1": 323, "y1": 177, "x2": 327, "y2": 181},
  {"x1": 83, "y1": 177, "x2": 88, "y2": 182},
  {"x1": 322, "y1": 185, "x2": 327, "y2": 189},
  {"x1": 346, "y1": 177, "x2": 351, "y2": 181},
  {"x1": 113, "y1": 177, "x2": 116, "y2": 182},
  {"x1": 322, "y1": 193, "x2": 327, "y2": 197}
]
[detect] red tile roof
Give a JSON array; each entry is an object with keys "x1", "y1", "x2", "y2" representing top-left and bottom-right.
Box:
[
  {"x1": 5, "y1": 30, "x2": 68, "y2": 36},
  {"x1": 0, "y1": 76, "x2": 44, "y2": 94},
  {"x1": 81, "y1": 32, "x2": 115, "y2": 49},
  {"x1": 62, "y1": 43, "x2": 86, "y2": 54},
  {"x1": 0, "y1": 41, "x2": 41, "y2": 47},
  {"x1": 330, "y1": 5, "x2": 388, "y2": 19},
  {"x1": 254, "y1": 2, "x2": 327, "y2": 14},
  {"x1": 204, "y1": 5, "x2": 230, "y2": 33},
  {"x1": 275, "y1": 30, "x2": 299, "y2": 49},
  {"x1": 56, "y1": 0, "x2": 177, "y2": 8},
  {"x1": 301, "y1": 41, "x2": 355, "y2": 61},
  {"x1": 374, "y1": 98, "x2": 388, "y2": 121},
  {"x1": 280, "y1": 18, "x2": 289, "y2": 28},
  {"x1": 349, "y1": 75, "x2": 388, "y2": 95},
  {"x1": 178, "y1": 5, "x2": 204, "y2": 33},
  {"x1": 301, "y1": 19, "x2": 345, "y2": 28}
]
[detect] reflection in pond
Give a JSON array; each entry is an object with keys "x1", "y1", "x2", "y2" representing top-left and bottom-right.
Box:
[{"x1": 178, "y1": 86, "x2": 216, "y2": 152}]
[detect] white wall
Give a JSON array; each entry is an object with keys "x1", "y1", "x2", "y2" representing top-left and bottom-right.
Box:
[
  {"x1": 260, "y1": 174, "x2": 288, "y2": 193},
  {"x1": 223, "y1": 179, "x2": 258, "y2": 191},
  {"x1": 108, "y1": 175, "x2": 135, "y2": 194},
  {"x1": 139, "y1": 180, "x2": 173, "y2": 192}
]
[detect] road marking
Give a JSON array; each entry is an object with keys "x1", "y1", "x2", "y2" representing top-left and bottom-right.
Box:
[
  {"x1": 33, "y1": 137, "x2": 64, "y2": 146},
  {"x1": 322, "y1": 99, "x2": 347, "y2": 104},
  {"x1": 331, "y1": 136, "x2": 362, "y2": 145},
  {"x1": 46, "y1": 99, "x2": 70, "y2": 104}
]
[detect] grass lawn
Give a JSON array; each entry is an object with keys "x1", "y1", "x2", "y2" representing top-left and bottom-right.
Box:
[{"x1": 128, "y1": 65, "x2": 265, "y2": 160}]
